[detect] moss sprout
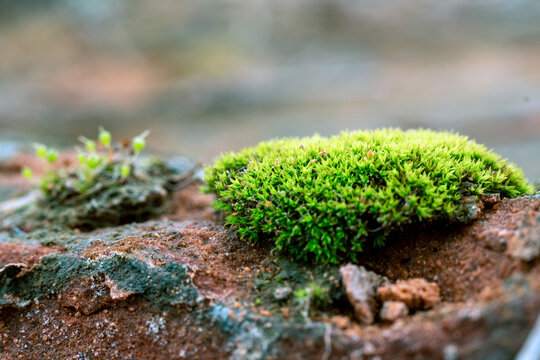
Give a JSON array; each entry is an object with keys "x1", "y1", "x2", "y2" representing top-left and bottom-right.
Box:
[
  {"x1": 205, "y1": 128, "x2": 534, "y2": 264},
  {"x1": 98, "y1": 126, "x2": 112, "y2": 148},
  {"x1": 21, "y1": 166, "x2": 33, "y2": 180},
  {"x1": 133, "y1": 130, "x2": 150, "y2": 154},
  {"x1": 33, "y1": 143, "x2": 47, "y2": 159}
]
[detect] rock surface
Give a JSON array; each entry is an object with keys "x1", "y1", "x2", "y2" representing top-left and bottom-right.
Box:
[{"x1": 0, "y1": 151, "x2": 539, "y2": 359}]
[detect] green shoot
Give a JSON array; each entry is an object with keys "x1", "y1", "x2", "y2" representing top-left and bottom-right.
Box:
[
  {"x1": 46, "y1": 149, "x2": 58, "y2": 163},
  {"x1": 86, "y1": 154, "x2": 103, "y2": 169},
  {"x1": 34, "y1": 144, "x2": 47, "y2": 159},
  {"x1": 120, "y1": 163, "x2": 131, "y2": 178},
  {"x1": 98, "y1": 126, "x2": 112, "y2": 148},
  {"x1": 21, "y1": 166, "x2": 33, "y2": 180},
  {"x1": 133, "y1": 130, "x2": 150, "y2": 154},
  {"x1": 79, "y1": 136, "x2": 96, "y2": 152},
  {"x1": 77, "y1": 151, "x2": 86, "y2": 165}
]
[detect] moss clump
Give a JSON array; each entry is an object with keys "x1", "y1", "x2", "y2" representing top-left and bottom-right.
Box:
[
  {"x1": 2, "y1": 128, "x2": 193, "y2": 231},
  {"x1": 205, "y1": 129, "x2": 534, "y2": 264},
  {"x1": 28, "y1": 157, "x2": 183, "y2": 229}
]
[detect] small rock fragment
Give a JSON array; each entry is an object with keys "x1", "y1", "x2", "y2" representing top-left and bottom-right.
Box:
[
  {"x1": 379, "y1": 301, "x2": 408, "y2": 322},
  {"x1": 340, "y1": 264, "x2": 388, "y2": 324},
  {"x1": 377, "y1": 278, "x2": 440, "y2": 310},
  {"x1": 60, "y1": 276, "x2": 114, "y2": 315},
  {"x1": 330, "y1": 315, "x2": 351, "y2": 330},
  {"x1": 457, "y1": 196, "x2": 484, "y2": 222},
  {"x1": 274, "y1": 286, "x2": 292, "y2": 301},
  {"x1": 105, "y1": 275, "x2": 134, "y2": 301},
  {"x1": 479, "y1": 193, "x2": 500, "y2": 207}
]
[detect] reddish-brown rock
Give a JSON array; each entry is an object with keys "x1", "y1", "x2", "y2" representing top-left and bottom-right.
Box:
[
  {"x1": 377, "y1": 278, "x2": 441, "y2": 310},
  {"x1": 380, "y1": 301, "x2": 409, "y2": 322},
  {"x1": 58, "y1": 276, "x2": 114, "y2": 315}
]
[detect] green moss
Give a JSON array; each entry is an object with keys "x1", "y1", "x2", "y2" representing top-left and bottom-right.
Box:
[{"x1": 204, "y1": 129, "x2": 534, "y2": 264}]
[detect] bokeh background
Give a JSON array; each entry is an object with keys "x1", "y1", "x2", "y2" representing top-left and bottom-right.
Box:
[{"x1": 0, "y1": 0, "x2": 539, "y2": 181}]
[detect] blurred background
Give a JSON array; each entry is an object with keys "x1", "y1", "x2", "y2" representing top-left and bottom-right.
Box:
[{"x1": 0, "y1": 0, "x2": 539, "y2": 181}]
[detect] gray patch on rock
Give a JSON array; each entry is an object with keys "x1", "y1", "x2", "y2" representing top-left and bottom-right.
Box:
[
  {"x1": 443, "y1": 344, "x2": 459, "y2": 360},
  {"x1": 455, "y1": 195, "x2": 484, "y2": 223},
  {"x1": 508, "y1": 210, "x2": 540, "y2": 261},
  {"x1": 273, "y1": 286, "x2": 292, "y2": 301},
  {"x1": 516, "y1": 314, "x2": 540, "y2": 360}
]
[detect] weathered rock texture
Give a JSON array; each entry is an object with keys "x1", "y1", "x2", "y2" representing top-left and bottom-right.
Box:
[
  {"x1": 0, "y1": 154, "x2": 539, "y2": 359},
  {"x1": 377, "y1": 278, "x2": 440, "y2": 311}
]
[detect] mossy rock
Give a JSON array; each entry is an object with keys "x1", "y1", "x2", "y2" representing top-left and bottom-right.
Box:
[
  {"x1": 2, "y1": 157, "x2": 194, "y2": 231},
  {"x1": 204, "y1": 128, "x2": 534, "y2": 264}
]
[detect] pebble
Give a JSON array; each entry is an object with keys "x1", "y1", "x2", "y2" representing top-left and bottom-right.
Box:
[
  {"x1": 340, "y1": 264, "x2": 388, "y2": 324},
  {"x1": 379, "y1": 301, "x2": 408, "y2": 322},
  {"x1": 377, "y1": 278, "x2": 440, "y2": 310},
  {"x1": 274, "y1": 286, "x2": 292, "y2": 301}
]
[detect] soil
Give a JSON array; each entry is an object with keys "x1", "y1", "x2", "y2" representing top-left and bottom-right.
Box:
[
  {"x1": 0, "y1": 297, "x2": 229, "y2": 360},
  {"x1": 0, "y1": 153, "x2": 539, "y2": 359}
]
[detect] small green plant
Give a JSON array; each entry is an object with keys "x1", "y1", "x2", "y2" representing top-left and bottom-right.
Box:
[
  {"x1": 204, "y1": 128, "x2": 534, "y2": 264},
  {"x1": 294, "y1": 282, "x2": 329, "y2": 305},
  {"x1": 293, "y1": 282, "x2": 331, "y2": 319},
  {"x1": 23, "y1": 128, "x2": 150, "y2": 197},
  {"x1": 12, "y1": 128, "x2": 182, "y2": 230}
]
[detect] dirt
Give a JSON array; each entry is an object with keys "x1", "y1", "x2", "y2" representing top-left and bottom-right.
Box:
[
  {"x1": 0, "y1": 155, "x2": 539, "y2": 359},
  {"x1": 169, "y1": 182, "x2": 216, "y2": 222},
  {"x1": 0, "y1": 297, "x2": 229, "y2": 360}
]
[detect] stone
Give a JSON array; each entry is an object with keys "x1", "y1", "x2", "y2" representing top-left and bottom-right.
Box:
[
  {"x1": 274, "y1": 286, "x2": 292, "y2": 301},
  {"x1": 380, "y1": 301, "x2": 408, "y2": 322},
  {"x1": 377, "y1": 278, "x2": 440, "y2": 310},
  {"x1": 105, "y1": 275, "x2": 134, "y2": 301},
  {"x1": 340, "y1": 264, "x2": 387, "y2": 324}
]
